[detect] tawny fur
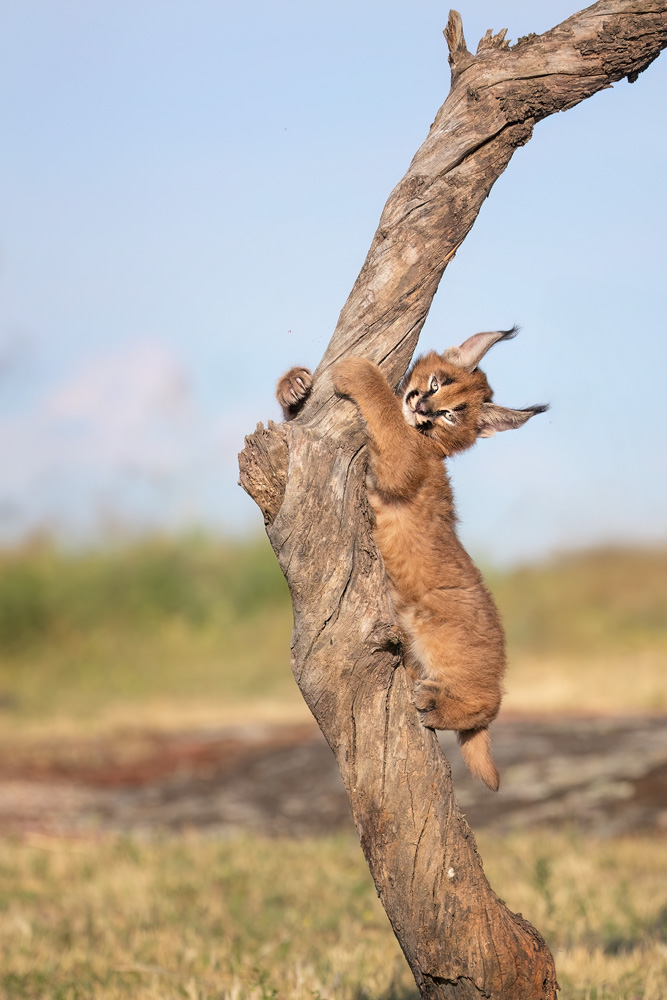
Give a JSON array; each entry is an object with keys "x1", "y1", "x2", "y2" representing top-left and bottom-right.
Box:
[{"x1": 276, "y1": 331, "x2": 546, "y2": 790}]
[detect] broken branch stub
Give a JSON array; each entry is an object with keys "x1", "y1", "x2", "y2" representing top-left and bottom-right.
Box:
[{"x1": 240, "y1": 3, "x2": 667, "y2": 997}]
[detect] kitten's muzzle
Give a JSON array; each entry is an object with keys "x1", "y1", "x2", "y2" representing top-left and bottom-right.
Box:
[{"x1": 414, "y1": 400, "x2": 435, "y2": 430}]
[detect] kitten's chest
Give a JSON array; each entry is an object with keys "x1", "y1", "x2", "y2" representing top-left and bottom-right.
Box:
[{"x1": 367, "y1": 487, "x2": 451, "y2": 596}]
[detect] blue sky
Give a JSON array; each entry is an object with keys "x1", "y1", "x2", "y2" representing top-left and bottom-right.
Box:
[{"x1": 1, "y1": 1, "x2": 666, "y2": 564}]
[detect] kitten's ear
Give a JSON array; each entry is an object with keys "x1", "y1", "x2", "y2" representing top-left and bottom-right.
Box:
[
  {"x1": 442, "y1": 326, "x2": 518, "y2": 372},
  {"x1": 477, "y1": 402, "x2": 548, "y2": 438}
]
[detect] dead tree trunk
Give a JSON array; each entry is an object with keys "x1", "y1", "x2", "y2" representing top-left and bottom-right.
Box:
[{"x1": 239, "y1": 4, "x2": 667, "y2": 997}]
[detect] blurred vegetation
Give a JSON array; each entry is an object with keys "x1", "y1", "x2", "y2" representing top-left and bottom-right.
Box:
[
  {"x1": 490, "y1": 546, "x2": 667, "y2": 656},
  {"x1": 0, "y1": 535, "x2": 294, "y2": 725},
  {"x1": 489, "y1": 547, "x2": 667, "y2": 715},
  {"x1": 0, "y1": 534, "x2": 289, "y2": 648},
  {"x1": 0, "y1": 536, "x2": 665, "y2": 725},
  {"x1": 1, "y1": 829, "x2": 665, "y2": 999}
]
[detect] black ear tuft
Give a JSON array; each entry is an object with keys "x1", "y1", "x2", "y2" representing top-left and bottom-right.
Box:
[
  {"x1": 521, "y1": 403, "x2": 549, "y2": 415},
  {"x1": 500, "y1": 325, "x2": 520, "y2": 341},
  {"x1": 477, "y1": 401, "x2": 548, "y2": 438}
]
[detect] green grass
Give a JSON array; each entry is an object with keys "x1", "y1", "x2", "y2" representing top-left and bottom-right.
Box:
[
  {"x1": 0, "y1": 535, "x2": 297, "y2": 728},
  {"x1": 0, "y1": 830, "x2": 665, "y2": 999},
  {"x1": 0, "y1": 534, "x2": 289, "y2": 647},
  {"x1": 0, "y1": 537, "x2": 665, "y2": 727}
]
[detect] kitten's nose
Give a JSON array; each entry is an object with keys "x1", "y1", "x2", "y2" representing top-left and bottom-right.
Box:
[{"x1": 415, "y1": 398, "x2": 430, "y2": 415}]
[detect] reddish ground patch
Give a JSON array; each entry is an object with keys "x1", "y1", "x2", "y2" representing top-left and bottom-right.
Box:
[{"x1": 1, "y1": 716, "x2": 665, "y2": 838}]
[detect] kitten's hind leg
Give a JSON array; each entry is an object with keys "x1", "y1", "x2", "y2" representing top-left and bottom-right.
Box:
[
  {"x1": 413, "y1": 680, "x2": 500, "y2": 790},
  {"x1": 407, "y1": 620, "x2": 501, "y2": 733},
  {"x1": 413, "y1": 679, "x2": 497, "y2": 733}
]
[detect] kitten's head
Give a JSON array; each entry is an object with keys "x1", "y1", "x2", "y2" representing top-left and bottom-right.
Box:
[{"x1": 400, "y1": 326, "x2": 547, "y2": 456}]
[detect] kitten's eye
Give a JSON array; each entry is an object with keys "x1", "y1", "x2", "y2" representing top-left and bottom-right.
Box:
[
  {"x1": 443, "y1": 410, "x2": 456, "y2": 425},
  {"x1": 429, "y1": 376, "x2": 439, "y2": 393},
  {"x1": 453, "y1": 403, "x2": 467, "y2": 412}
]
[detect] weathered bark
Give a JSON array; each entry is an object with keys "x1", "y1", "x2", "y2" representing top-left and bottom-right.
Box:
[{"x1": 239, "y1": 4, "x2": 667, "y2": 997}]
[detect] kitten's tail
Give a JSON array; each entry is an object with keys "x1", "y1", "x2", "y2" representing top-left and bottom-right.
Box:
[{"x1": 457, "y1": 727, "x2": 499, "y2": 791}]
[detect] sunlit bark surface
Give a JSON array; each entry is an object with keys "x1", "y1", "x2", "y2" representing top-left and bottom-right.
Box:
[{"x1": 239, "y1": 4, "x2": 667, "y2": 996}]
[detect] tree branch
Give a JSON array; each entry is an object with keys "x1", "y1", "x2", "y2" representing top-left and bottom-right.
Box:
[
  {"x1": 239, "y1": 3, "x2": 667, "y2": 997},
  {"x1": 302, "y1": 0, "x2": 667, "y2": 436}
]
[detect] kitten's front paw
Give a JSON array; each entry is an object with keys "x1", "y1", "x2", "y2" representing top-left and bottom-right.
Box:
[
  {"x1": 276, "y1": 367, "x2": 313, "y2": 419},
  {"x1": 332, "y1": 356, "x2": 375, "y2": 399}
]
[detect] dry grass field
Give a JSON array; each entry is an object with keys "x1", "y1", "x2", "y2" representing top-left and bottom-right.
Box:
[
  {"x1": 1, "y1": 831, "x2": 666, "y2": 1000},
  {"x1": 0, "y1": 537, "x2": 665, "y2": 998}
]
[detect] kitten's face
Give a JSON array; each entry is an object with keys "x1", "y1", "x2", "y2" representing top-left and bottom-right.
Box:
[{"x1": 401, "y1": 351, "x2": 492, "y2": 455}]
